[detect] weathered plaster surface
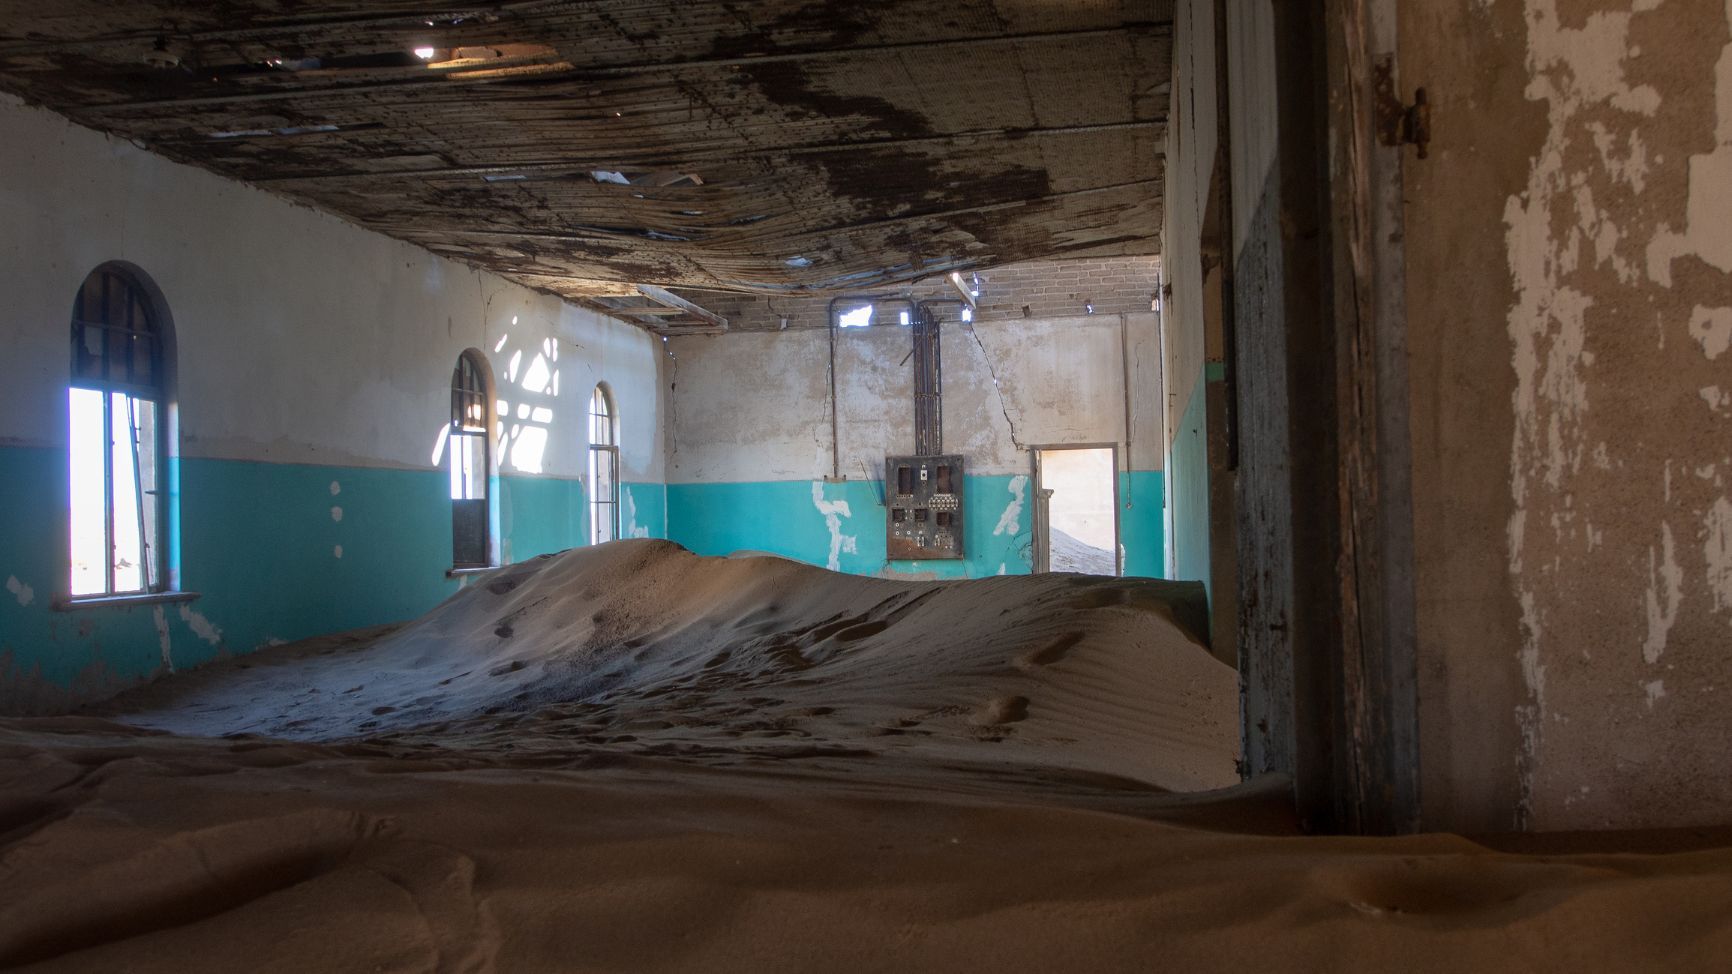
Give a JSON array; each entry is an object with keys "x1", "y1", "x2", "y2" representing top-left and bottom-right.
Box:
[
  {"x1": 663, "y1": 312, "x2": 1164, "y2": 577},
  {"x1": 1405, "y1": 0, "x2": 1732, "y2": 830},
  {"x1": 666, "y1": 315, "x2": 1158, "y2": 483}
]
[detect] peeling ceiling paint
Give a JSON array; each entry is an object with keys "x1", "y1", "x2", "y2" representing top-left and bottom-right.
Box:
[{"x1": 0, "y1": 1, "x2": 1170, "y2": 300}]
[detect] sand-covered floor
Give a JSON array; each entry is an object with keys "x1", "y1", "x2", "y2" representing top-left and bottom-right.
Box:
[{"x1": 3, "y1": 541, "x2": 1731, "y2": 972}]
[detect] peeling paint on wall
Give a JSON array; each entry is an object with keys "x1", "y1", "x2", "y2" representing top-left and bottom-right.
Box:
[
  {"x1": 994, "y1": 475, "x2": 1028, "y2": 537},
  {"x1": 179, "y1": 604, "x2": 223, "y2": 647},
  {"x1": 810, "y1": 481, "x2": 858, "y2": 572},
  {"x1": 1707, "y1": 496, "x2": 1732, "y2": 612},
  {"x1": 1644, "y1": 522, "x2": 1683, "y2": 663},
  {"x1": 152, "y1": 604, "x2": 174, "y2": 674},
  {"x1": 1488, "y1": 0, "x2": 1732, "y2": 829},
  {"x1": 1689, "y1": 306, "x2": 1732, "y2": 359},
  {"x1": 624, "y1": 489, "x2": 649, "y2": 540},
  {"x1": 5, "y1": 576, "x2": 32, "y2": 607}
]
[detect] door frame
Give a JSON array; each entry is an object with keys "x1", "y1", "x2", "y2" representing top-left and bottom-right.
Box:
[
  {"x1": 1029, "y1": 442, "x2": 1123, "y2": 577},
  {"x1": 1219, "y1": 0, "x2": 1421, "y2": 834}
]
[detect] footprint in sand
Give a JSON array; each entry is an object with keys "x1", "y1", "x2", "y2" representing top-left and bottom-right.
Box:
[
  {"x1": 1018, "y1": 632, "x2": 1085, "y2": 668},
  {"x1": 973, "y1": 695, "x2": 1030, "y2": 726}
]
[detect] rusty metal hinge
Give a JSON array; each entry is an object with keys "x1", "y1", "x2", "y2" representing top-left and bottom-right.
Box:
[{"x1": 1373, "y1": 56, "x2": 1431, "y2": 159}]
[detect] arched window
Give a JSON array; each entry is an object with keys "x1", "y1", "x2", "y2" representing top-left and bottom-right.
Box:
[
  {"x1": 450, "y1": 350, "x2": 493, "y2": 568},
  {"x1": 588, "y1": 384, "x2": 618, "y2": 544},
  {"x1": 69, "y1": 265, "x2": 173, "y2": 597}
]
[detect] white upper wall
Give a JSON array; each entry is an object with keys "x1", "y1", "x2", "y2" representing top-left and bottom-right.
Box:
[
  {"x1": 1160, "y1": 0, "x2": 1222, "y2": 431},
  {"x1": 666, "y1": 312, "x2": 1161, "y2": 483},
  {"x1": 0, "y1": 94, "x2": 664, "y2": 484}
]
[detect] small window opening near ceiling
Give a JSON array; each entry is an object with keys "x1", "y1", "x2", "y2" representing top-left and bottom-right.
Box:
[{"x1": 838, "y1": 305, "x2": 873, "y2": 329}]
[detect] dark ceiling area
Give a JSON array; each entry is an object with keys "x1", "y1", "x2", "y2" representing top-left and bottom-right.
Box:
[{"x1": 0, "y1": 1, "x2": 1169, "y2": 302}]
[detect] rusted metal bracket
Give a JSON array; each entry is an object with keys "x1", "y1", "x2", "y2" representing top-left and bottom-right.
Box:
[{"x1": 1373, "y1": 56, "x2": 1430, "y2": 159}]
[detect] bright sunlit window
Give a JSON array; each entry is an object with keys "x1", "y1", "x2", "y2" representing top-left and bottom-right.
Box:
[
  {"x1": 450, "y1": 351, "x2": 492, "y2": 568},
  {"x1": 589, "y1": 384, "x2": 619, "y2": 544},
  {"x1": 69, "y1": 267, "x2": 170, "y2": 598},
  {"x1": 837, "y1": 304, "x2": 873, "y2": 328}
]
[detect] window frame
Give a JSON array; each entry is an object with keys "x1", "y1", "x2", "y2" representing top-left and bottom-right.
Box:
[
  {"x1": 66, "y1": 265, "x2": 173, "y2": 601},
  {"x1": 449, "y1": 349, "x2": 494, "y2": 570},
  {"x1": 588, "y1": 383, "x2": 620, "y2": 544}
]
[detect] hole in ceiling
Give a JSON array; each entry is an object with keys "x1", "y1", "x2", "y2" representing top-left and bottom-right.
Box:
[
  {"x1": 210, "y1": 124, "x2": 335, "y2": 139},
  {"x1": 590, "y1": 170, "x2": 704, "y2": 188}
]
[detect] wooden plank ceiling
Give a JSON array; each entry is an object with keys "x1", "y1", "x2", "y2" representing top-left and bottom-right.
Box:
[{"x1": 0, "y1": 1, "x2": 1169, "y2": 303}]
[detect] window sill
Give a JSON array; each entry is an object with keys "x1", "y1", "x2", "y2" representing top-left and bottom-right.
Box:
[
  {"x1": 446, "y1": 566, "x2": 496, "y2": 578},
  {"x1": 54, "y1": 590, "x2": 200, "y2": 612}
]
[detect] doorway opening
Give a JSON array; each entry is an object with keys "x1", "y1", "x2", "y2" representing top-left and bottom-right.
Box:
[{"x1": 1032, "y1": 445, "x2": 1120, "y2": 576}]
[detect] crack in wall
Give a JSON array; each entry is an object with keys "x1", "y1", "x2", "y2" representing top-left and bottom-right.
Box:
[{"x1": 963, "y1": 323, "x2": 1024, "y2": 451}]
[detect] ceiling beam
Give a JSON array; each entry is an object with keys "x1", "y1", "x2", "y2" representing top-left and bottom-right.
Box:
[
  {"x1": 373, "y1": 179, "x2": 1160, "y2": 245},
  {"x1": 250, "y1": 122, "x2": 1167, "y2": 184},
  {"x1": 82, "y1": 23, "x2": 1170, "y2": 114},
  {"x1": 636, "y1": 285, "x2": 728, "y2": 330}
]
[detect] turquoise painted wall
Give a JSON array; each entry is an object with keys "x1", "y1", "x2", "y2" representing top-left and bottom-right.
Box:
[
  {"x1": 0, "y1": 444, "x2": 644, "y2": 711},
  {"x1": 622, "y1": 482, "x2": 668, "y2": 540},
  {"x1": 667, "y1": 473, "x2": 1164, "y2": 580},
  {"x1": 1120, "y1": 470, "x2": 1166, "y2": 579},
  {"x1": 499, "y1": 475, "x2": 584, "y2": 562}
]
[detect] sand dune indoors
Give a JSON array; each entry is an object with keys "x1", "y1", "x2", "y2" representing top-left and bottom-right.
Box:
[{"x1": 3, "y1": 542, "x2": 1730, "y2": 972}]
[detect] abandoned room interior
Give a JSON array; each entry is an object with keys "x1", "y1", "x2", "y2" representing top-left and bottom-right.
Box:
[{"x1": 2, "y1": 0, "x2": 1731, "y2": 969}]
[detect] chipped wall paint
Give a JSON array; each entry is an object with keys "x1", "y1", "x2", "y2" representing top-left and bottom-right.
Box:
[
  {"x1": 663, "y1": 311, "x2": 1166, "y2": 579},
  {"x1": 1403, "y1": 0, "x2": 1732, "y2": 830},
  {"x1": 809, "y1": 481, "x2": 859, "y2": 572},
  {"x1": 993, "y1": 475, "x2": 1028, "y2": 538},
  {"x1": 665, "y1": 473, "x2": 1164, "y2": 581},
  {"x1": 668, "y1": 476, "x2": 1034, "y2": 578}
]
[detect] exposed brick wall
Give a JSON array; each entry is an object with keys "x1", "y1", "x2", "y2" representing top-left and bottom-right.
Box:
[{"x1": 677, "y1": 256, "x2": 1159, "y2": 331}]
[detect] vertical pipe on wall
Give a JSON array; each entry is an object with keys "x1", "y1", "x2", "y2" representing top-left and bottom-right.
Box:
[
  {"x1": 829, "y1": 309, "x2": 840, "y2": 480},
  {"x1": 1119, "y1": 311, "x2": 1134, "y2": 482},
  {"x1": 911, "y1": 305, "x2": 943, "y2": 456}
]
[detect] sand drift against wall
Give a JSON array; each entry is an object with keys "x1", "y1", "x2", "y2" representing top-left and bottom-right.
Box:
[
  {"x1": 97, "y1": 540, "x2": 1236, "y2": 792},
  {"x1": 4, "y1": 541, "x2": 1732, "y2": 971}
]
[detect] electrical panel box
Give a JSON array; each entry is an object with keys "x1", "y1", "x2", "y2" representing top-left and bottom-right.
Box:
[{"x1": 886, "y1": 454, "x2": 965, "y2": 560}]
